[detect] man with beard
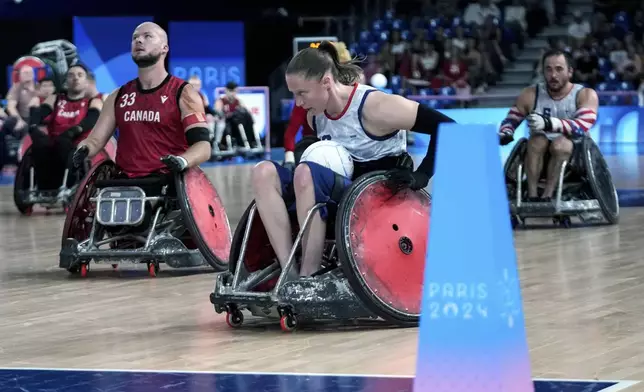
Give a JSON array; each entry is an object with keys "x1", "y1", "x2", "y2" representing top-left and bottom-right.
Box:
[
  {"x1": 28, "y1": 64, "x2": 102, "y2": 190},
  {"x1": 73, "y1": 22, "x2": 211, "y2": 179},
  {"x1": 498, "y1": 49, "x2": 599, "y2": 202}
]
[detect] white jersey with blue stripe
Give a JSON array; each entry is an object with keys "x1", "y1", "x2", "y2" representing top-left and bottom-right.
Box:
[{"x1": 312, "y1": 83, "x2": 407, "y2": 162}]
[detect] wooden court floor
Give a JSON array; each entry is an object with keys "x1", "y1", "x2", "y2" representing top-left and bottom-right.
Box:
[{"x1": 0, "y1": 162, "x2": 643, "y2": 387}]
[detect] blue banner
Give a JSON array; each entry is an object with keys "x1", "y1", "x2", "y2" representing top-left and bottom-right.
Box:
[
  {"x1": 168, "y1": 22, "x2": 245, "y2": 106},
  {"x1": 73, "y1": 16, "x2": 154, "y2": 94}
]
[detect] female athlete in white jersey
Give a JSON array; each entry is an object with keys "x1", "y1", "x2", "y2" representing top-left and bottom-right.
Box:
[{"x1": 250, "y1": 41, "x2": 454, "y2": 280}]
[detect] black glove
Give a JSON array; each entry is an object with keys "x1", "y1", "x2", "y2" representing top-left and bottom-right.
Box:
[
  {"x1": 498, "y1": 131, "x2": 514, "y2": 146},
  {"x1": 28, "y1": 124, "x2": 47, "y2": 138},
  {"x1": 384, "y1": 168, "x2": 430, "y2": 192},
  {"x1": 58, "y1": 126, "x2": 82, "y2": 141},
  {"x1": 71, "y1": 145, "x2": 89, "y2": 168},
  {"x1": 161, "y1": 155, "x2": 188, "y2": 172}
]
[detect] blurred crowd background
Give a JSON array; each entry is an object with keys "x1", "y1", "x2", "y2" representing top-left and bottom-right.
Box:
[{"x1": 0, "y1": 0, "x2": 639, "y2": 165}]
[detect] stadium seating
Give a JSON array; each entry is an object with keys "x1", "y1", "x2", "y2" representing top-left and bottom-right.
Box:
[{"x1": 334, "y1": 7, "x2": 641, "y2": 110}]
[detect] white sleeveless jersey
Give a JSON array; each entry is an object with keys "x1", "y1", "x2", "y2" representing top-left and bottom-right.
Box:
[
  {"x1": 312, "y1": 84, "x2": 407, "y2": 162},
  {"x1": 533, "y1": 83, "x2": 584, "y2": 118}
]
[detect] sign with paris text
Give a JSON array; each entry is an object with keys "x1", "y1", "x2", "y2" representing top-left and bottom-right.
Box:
[{"x1": 414, "y1": 123, "x2": 533, "y2": 392}]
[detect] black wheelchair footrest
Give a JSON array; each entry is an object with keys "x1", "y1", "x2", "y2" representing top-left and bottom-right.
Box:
[
  {"x1": 511, "y1": 199, "x2": 601, "y2": 217},
  {"x1": 211, "y1": 273, "x2": 377, "y2": 322}
]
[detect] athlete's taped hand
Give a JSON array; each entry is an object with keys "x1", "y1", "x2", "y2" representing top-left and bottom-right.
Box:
[
  {"x1": 384, "y1": 168, "x2": 429, "y2": 192},
  {"x1": 71, "y1": 145, "x2": 89, "y2": 169},
  {"x1": 161, "y1": 155, "x2": 188, "y2": 172},
  {"x1": 526, "y1": 113, "x2": 546, "y2": 131},
  {"x1": 282, "y1": 151, "x2": 296, "y2": 171}
]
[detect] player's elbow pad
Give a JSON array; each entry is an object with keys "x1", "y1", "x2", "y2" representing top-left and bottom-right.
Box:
[
  {"x1": 79, "y1": 108, "x2": 100, "y2": 131},
  {"x1": 186, "y1": 126, "x2": 212, "y2": 146},
  {"x1": 29, "y1": 104, "x2": 53, "y2": 126},
  {"x1": 410, "y1": 104, "x2": 455, "y2": 135}
]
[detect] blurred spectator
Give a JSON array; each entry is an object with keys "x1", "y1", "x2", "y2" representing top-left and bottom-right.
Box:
[
  {"x1": 480, "y1": 15, "x2": 508, "y2": 73},
  {"x1": 4, "y1": 66, "x2": 36, "y2": 138},
  {"x1": 617, "y1": 49, "x2": 641, "y2": 83},
  {"x1": 452, "y1": 26, "x2": 468, "y2": 52},
  {"x1": 36, "y1": 77, "x2": 56, "y2": 102},
  {"x1": 464, "y1": 0, "x2": 501, "y2": 26},
  {"x1": 609, "y1": 40, "x2": 629, "y2": 70},
  {"x1": 378, "y1": 41, "x2": 396, "y2": 79},
  {"x1": 412, "y1": 41, "x2": 440, "y2": 80},
  {"x1": 525, "y1": 0, "x2": 549, "y2": 37},
  {"x1": 504, "y1": 0, "x2": 527, "y2": 50},
  {"x1": 463, "y1": 38, "x2": 490, "y2": 92},
  {"x1": 574, "y1": 47, "x2": 600, "y2": 87},
  {"x1": 441, "y1": 49, "x2": 471, "y2": 102},
  {"x1": 594, "y1": 0, "x2": 619, "y2": 21},
  {"x1": 568, "y1": 10, "x2": 592, "y2": 44},
  {"x1": 632, "y1": 10, "x2": 644, "y2": 41}
]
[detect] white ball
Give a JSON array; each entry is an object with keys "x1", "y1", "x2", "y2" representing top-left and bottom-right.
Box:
[
  {"x1": 300, "y1": 140, "x2": 354, "y2": 179},
  {"x1": 369, "y1": 73, "x2": 388, "y2": 89}
]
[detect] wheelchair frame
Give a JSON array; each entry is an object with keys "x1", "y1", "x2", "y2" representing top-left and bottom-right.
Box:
[
  {"x1": 210, "y1": 171, "x2": 430, "y2": 332},
  {"x1": 211, "y1": 119, "x2": 265, "y2": 161},
  {"x1": 505, "y1": 136, "x2": 619, "y2": 228},
  {"x1": 13, "y1": 146, "x2": 110, "y2": 215},
  {"x1": 59, "y1": 162, "x2": 231, "y2": 277}
]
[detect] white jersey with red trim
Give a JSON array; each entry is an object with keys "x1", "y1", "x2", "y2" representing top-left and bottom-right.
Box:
[
  {"x1": 533, "y1": 83, "x2": 595, "y2": 136},
  {"x1": 312, "y1": 83, "x2": 407, "y2": 162}
]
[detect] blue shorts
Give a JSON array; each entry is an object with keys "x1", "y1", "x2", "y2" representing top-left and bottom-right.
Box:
[{"x1": 270, "y1": 161, "x2": 352, "y2": 221}]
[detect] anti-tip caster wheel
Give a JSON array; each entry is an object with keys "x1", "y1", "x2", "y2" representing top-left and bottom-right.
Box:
[
  {"x1": 280, "y1": 314, "x2": 298, "y2": 332},
  {"x1": 80, "y1": 263, "x2": 89, "y2": 278},
  {"x1": 554, "y1": 216, "x2": 572, "y2": 228},
  {"x1": 147, "y1": 262, "x2": 159, "y2": 277},
  {"x1": 226, "y1": 310, "x2": 244, "y2": 328}
]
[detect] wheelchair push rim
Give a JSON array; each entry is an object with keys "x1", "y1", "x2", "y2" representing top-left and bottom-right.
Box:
[
  {"x1": 336, "y1": 171, "x2": 431, "y2": 325},
  {"x1": 175, "y1": 166, "x2": 232, "y2": 271},
  {"x1": 583, "y1": 138, "x2": 619, "y2": 224},
  {"x1": 13, "y1": 147, "x2": 35, "y2": 215},
  {"x1": 503, "y1": 137, "x2": 528, "y2": 186},
  {"x1": 61, "y1": 159, "x2": 116, "y2": 246}
]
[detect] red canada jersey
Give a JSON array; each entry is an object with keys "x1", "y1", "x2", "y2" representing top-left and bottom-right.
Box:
[
  {"x1": 47, "y1": 94, "x2": 91, "y2": 138},
  {"x1": 221, "y1": 96, "x2": 240, "y2": 114},
  {"x1": 114, "y1": 74, "x2": 189, "y2": 178}
]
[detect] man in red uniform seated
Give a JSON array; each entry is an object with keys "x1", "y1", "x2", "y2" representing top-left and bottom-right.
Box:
[
  {"x1": 27, "y1": 64, "x2": 102, "y2": 190},
  {"x1": 72, "y1": 22, "x2": 211, "y2": 182},
  {"x1": 214, "y1": 81, "x2": 257, "y2": 148}
]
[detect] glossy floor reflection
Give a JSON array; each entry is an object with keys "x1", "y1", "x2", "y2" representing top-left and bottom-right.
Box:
[
  {"x1": 0, "y1": 368, "x2": 636, "y2": 392},
  {"x1": 0, "y1": 157, "x2": 643, "y2": 390}
]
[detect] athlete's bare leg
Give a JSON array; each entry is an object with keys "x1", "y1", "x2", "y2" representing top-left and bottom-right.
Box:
[
  {"x1": 293, "y1": 164, "x2": 326, "y2": 277},
  {"x1": 525, "y1": 134, "x2": 549, "y2": 198},
  {"x1": 251, "y1": 162, "x2": 294, "y2": 272},
  {"x1": 542, "y1": 136, "x2": 573, "y2": 198}
]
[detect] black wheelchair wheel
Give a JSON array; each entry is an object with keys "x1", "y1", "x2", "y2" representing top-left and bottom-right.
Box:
[
  {"x1": 13, "y1": 147, "x2": 35, "y2": 215},
  {"x1": 582, "y1": 138, "x2": 619, "y2": 224}
]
